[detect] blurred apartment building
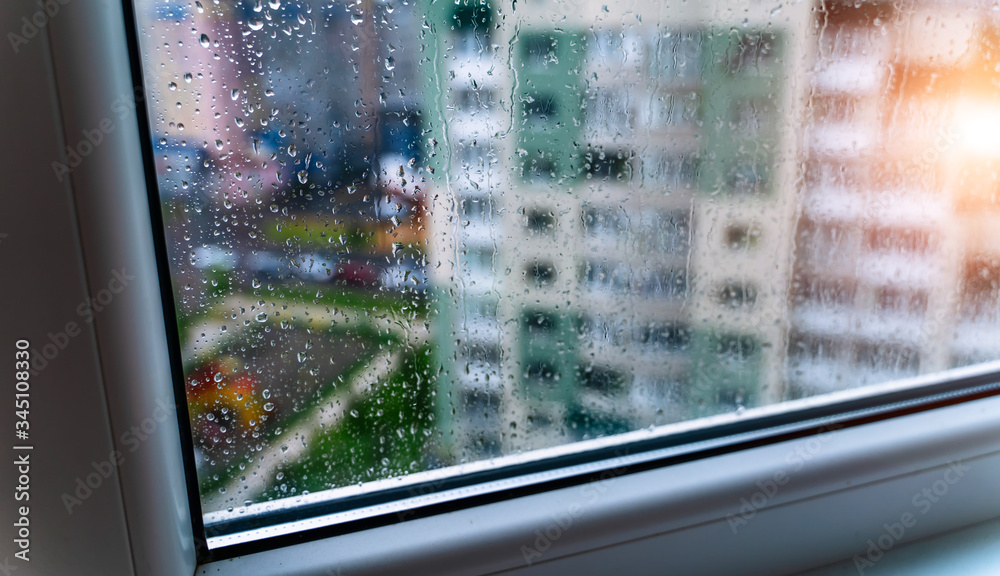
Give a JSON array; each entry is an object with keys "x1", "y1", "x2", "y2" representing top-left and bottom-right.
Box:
[
  {"x1": 785, "y1": 1, "x2": 1000, "y2": 396},
  {"x1": 424, "y1": 0, "x2": 815, "y2": 460}
]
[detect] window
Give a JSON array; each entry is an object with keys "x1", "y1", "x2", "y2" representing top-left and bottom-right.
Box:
[
  {"x1": 648, "y1": 29, "x2": 702, "y2": 79},
  {"x1": 523, "y1": 93, "x2": 557, "y2": 122},
  {"x1": 584, "y1": 148, "x2": 633, "y2": 181},
  {"x1": 725, "y1": 222, "x2": 761, "y2": 251},
  {"x1": 582, "y1": 206, "x2": 626, "y2": 238},
  {"x1": 451, "y1": 0, "x2": 492, "y2": 59},
  {"x1": 717, "y1": 281, "x2": 759, "y2": 309},
  {"x1": 726, "y1": 31, "x2": 778, "y2": 75},
  {"x1": 524, "y1": 207, "x2": 556, "y2": 233},
  {"x1": 31, "y1": 0, "x2": 992, "y2": 572},
  {"x1": 522, "y1": 33, "x2": 558, "y2": 68},
  {"x1": 648, "y1": 90, "x2": 700, "y2": 129},
  {"x1": 526, "y1": 260, "x2": 557, "y2": 287}
]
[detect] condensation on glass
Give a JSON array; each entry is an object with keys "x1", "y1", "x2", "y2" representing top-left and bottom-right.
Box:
[{"x1": 134, "y1": 0, "x2": 1000, "y2": 521}]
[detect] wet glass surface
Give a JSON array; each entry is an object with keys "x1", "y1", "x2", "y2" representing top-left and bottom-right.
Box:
[{"x1": 134, "y1": 0, "x2": 1000, "y2": 517}]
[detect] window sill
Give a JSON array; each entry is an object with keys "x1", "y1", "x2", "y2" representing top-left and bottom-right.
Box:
[{"x1": 798, "y1": 516, "x2": 1000, "y2": 576}]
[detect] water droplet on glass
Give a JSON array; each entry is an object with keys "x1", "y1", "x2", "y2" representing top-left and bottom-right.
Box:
[
  {"x1": 199, "y1": 34, "x2": 210, "y2": 48},
  {"x1": 248, "y1": 18, "x2": 264, "y2": 31},
  {"x1": 214, "y1": 372, "x2": 224, "y2": 382},
  {"x1": 215, "y1": 139, "x2": 224, "y2": 150},
  {"x1": 268, "y1": 0, "x2": 281, "y2": 8},
  {"x1": 255, "y1": 312, "x2": 267, "y2": 322},
  {"x1": 231, "y1": 88, "x2": 240, "y2": 100},
  {"x1": 168, "y1": 82, "x2": 177, "y2": 91},
  {"x1": 297, "y1": 170, "x2": 307, "y2": 184},
  {"x1": 251, "y1": 278, "x2": 261, "y2": 289},
  {"x1": 264, "y1": 402, "x2": 275, "y2": 412}
]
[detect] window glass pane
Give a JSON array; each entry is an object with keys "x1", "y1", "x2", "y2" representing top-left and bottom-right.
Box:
[{"x1": 133, "y1": 0, "x2": 1000, "y2": 545}]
